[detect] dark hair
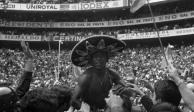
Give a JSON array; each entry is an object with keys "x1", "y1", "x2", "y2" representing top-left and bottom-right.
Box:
[
  {"x1": 154, "y1": 80, "x2": 181, "y2": 106},
  {"x1": 50, "y1": 85, "x2": 72, "y2": 112},
  {"x1": 150, "y1": 102, "x2": 181, "y2": 112},
  {"x1": 122, "y1": 96, "x2": 132, "y2": 112},
  {"x1": 19, "y1": 86, "x2": 72, "y2": 112},
  {"x1": 0, "y1": 87, "x2": 17, "y2": 112}
]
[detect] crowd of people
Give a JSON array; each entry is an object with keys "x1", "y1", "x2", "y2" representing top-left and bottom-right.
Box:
[
  {"x1": 0, "y1": 40, "x2": 193, "y2": 111},
  {"x1": 0, "y1": 48, "x2": 75, "y2": 89}
]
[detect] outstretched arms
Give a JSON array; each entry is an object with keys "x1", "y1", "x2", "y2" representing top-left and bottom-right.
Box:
[{"x1": 168, "y1": 61, "x2": 194, "y2": 111}]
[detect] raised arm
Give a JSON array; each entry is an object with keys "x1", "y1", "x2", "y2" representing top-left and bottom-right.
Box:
[
  {"x1": 168, "y1": 64, "x2": 194, "y2": 111},
  {"x1": 15, "y1": 41, "x2": 34, "y2": 98},
  {"x1": 105, "y1": 90, "x2": 124, "y2": 112}
]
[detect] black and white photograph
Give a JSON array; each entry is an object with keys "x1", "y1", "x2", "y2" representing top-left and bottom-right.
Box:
[{"x1": 0, "y1": 0, "x2": 194, "y2": 112}]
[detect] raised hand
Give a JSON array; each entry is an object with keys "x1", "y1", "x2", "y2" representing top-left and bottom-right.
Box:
[
  {"x1": 105, "y1": 90, "x2": 124, "y2": 108},
  {"x1": 21, "y1": 41, "x2": 34, "y2": 72},
  {"x1": 165, "y1": 44, "x2": 174, "y2": 63},
  {"x1": 167, "y1": 58, "x2": 180, "y2": 82},
  {"x1": 21, "y1": 41, "x2": 34, "y2": 60},
  {"x1": 139, "y1": 79, "x2": 154, "y2": 92},
  {"x1": 112, "y1": 84, "x2": 126, "y2": 95},
  {"x1": 125, "y1": 83, "x2": 145, "y2": 96},
  {"x1": 79, "y1": 102, "x2": 90, "y2": 112}
]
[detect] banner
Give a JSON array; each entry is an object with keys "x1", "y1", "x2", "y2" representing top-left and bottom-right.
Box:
[
  {"x1": 53, "y1": 35, "x2": 86, "y2": 41},
  {"x1": 0, "y1": 2, "x2": 20, "y2": 10},
  {"x1": 79, "y1": 1, "x2": 123, "y2": 10},
  {"x1": 0, "y1": 27, "x2": 194, "y2": 41},
  {"x1": 0, "y1": 34, "x2": 42, "y2": 41},
  {"x1": 60, "y1": 4, "x2": 78, "y2": 11},
  {"x1": 0, "y1": 0, "x2": 166, "y2": 11},
  {"x1": 0, "y1": 0, "x2": 124, "y2": 11},
  {"x1": 0, "y1": 11, "x2": 194, "y2": 28},
  {"x1": 117, "y1": 27, "x2": 194, "y2": 40},
  {"x1": 20, "y1": 3, "x2": 60, "y2": 11}
]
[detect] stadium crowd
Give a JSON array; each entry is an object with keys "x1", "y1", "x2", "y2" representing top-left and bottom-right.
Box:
[{"x1": 0, "y1": 41, "x2": 194, "y2": 111}]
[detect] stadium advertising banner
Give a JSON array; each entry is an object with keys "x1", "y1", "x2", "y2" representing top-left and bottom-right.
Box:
[
  {"x1": 53, "y1": 35, "x2": 86, "y2": 41},
  {"x1": 0, "y1": 11, "x2": 194, "y2": 27},
  {"x1": 0, "y1": 27, "x2": 194, "y2": 41},
  {"x1": 0, "y1": 0, "x2": 124, "y2": 11},
  {"x1": 60, "y1": 4, "x2": 78, "y2": 11},
  {"x1": 117, "y1": 27, "x2": 194, "y2": 40},
  {"x1": 0, "y1": 2, "x2": 20, "y2": 10},
  {"x1": 20, "y1": 3, "x2": 60, "y2": 11},
  {"x1": 79, "y1": 1, "x2": 123, "y2": 10},
  {"x1": 0, "y1": 34, "x2": 42, "y2": 41}
]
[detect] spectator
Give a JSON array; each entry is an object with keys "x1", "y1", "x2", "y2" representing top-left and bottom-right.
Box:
[
  {"x1": 19, "y1": 85, "x2": 72, "y2": 112},
  {"x1": 150, "y1": 102, "x2": 181, "y2": 112},
  {"x1": 0, "y1": 41, "x2": 34, "y2": 112},
  {"x1": 70, "y1": 35, "x2": 126, "y2": 111},
  {"x1": 125, "y1": 79, "x2": 181, "y2": 112},
  {"x1": 168, "y1": 58, "x2": 194, "y2": 112}
]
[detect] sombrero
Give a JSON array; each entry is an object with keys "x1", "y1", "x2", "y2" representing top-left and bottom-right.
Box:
[{"x1": 71, "y1": 35, "x2": 126, "y2": 67}]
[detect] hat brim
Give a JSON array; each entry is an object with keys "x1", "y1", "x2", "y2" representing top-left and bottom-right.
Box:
[{"x1": 71, "y1": 35, "x2": 126, "y2": 67}]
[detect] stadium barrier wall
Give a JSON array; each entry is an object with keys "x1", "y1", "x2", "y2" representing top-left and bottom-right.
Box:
[
  {"x1": 0, "y1": 27, "x2": 194, "y2": 41},
  {"x1": 0, "y1": 11, "x2": 194, "y2": 28}
]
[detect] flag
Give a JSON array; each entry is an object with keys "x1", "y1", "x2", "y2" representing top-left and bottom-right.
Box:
[
  {"x1": 165, "y1": 44, "x2": 174, "y2": 63},
  {"x1": 130, "y1": 0, "x2": 147, "y2": 13},
  {"x1": 161, "y1": 44, "x2": 174, "y2": 69}
]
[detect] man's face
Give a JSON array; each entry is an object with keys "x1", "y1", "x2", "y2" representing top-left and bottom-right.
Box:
[{"x1": 91, "y1": 52, "x2": 107, "y2": 69}]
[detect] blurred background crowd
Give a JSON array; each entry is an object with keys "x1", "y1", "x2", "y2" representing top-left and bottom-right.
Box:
[{"x1": 0, "y1": 43, "x2": 193, "y2": 107}]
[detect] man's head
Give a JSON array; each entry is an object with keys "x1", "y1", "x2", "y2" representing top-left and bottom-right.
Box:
[
  {"x1": 153, "y1": 80, "x2": 181, "y2": 106},
  {"x1": 0, "y1": 87, "x2": 18, "y2": 112},
  {"x1": 19, "y1": 87, "x2": 72, "y2": 112},
  {"x1": 150, "y1": 102, "x2": 181, "y2": 112},
  {"x1": 71, "y1": 35, "x2": 126, "y2": 67},
  {"x1": 90, "y1": 51, "x2": 108, "y2": 69}
]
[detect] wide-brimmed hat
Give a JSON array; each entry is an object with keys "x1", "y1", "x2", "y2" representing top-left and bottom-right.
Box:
[{"x1": 71, "y1": 35, "x2": 126, "y2": 67}]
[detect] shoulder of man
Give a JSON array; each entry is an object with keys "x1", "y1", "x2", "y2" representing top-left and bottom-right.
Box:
[
  {"x1": 107, "y1": 68, "x2": 121, "y2": 82},
  {"x1": 77, "y1": 68, "x2": 93, "y2": 86}
]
